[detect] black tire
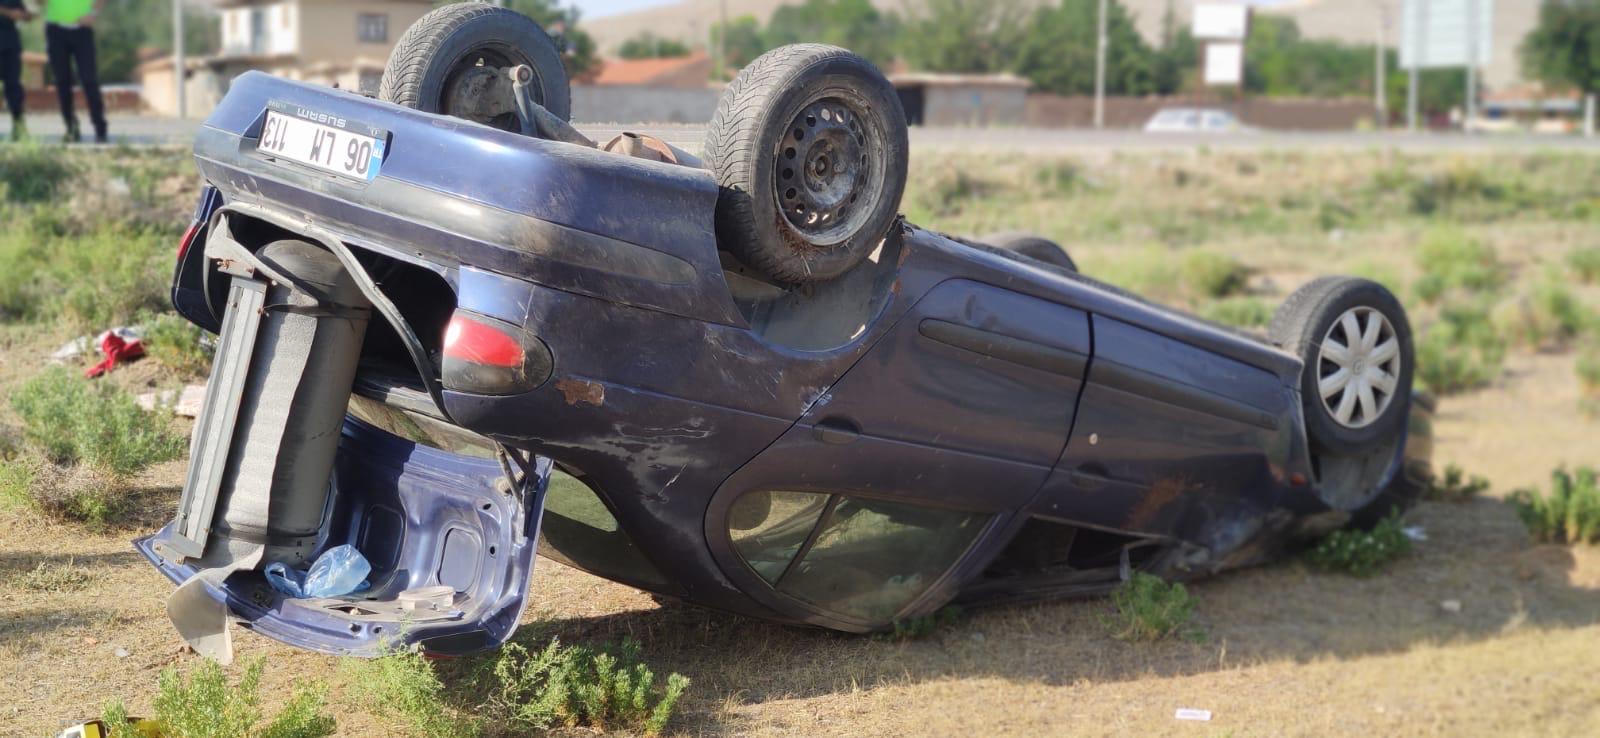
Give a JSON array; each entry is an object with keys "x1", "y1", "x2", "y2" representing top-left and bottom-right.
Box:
[
  {"x1": 379, "y1": 3, "x2": 570, "y2": 131},
  {"x1": 704, "y1": 44, "x2": 909, "y2": 284},
  {"x1": 1270, "y1": 277, "x2": 1415, "y2": 455},
  {"x1": 983, "y1": 231, "x2": 1077, "y2": 271}
]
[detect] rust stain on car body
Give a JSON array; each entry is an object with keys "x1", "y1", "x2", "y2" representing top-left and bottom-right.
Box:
[{"x1": 555, "y1": 378, "x2": 606, "y2": 406}]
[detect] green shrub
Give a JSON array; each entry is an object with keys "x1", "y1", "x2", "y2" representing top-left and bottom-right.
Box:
[
  {"x1": 0, "y1": 219, "x2": 173, "y2": 326},
  {"x1": 1105, "y1": 572, "x2": 1199, "y2": 642},
  {"x1": 908, "y1": 165, "x2": 1003, "y2": 218},
  {"x1": 345, "y1": 649, "x2": 475, "y2": 738},
  {"x1": 1425, "y1": 464, "x2": 1490, "y2": 502},
  {"x1": 350, "y1": 638, "x2": 690, "y2": 737},
  {"x1": 1407, "y1": 166, "x2": 1521, "y2": 216},
  {"x1": 1304, "y1": 514, "x2": 1413, "y2": 577},
  {"x1": 1088, "y1": 246, "x2": 1182, "y2": 301},
  {"x1": 0, "y1": 142, "x2": 78, "y2": 203},
  {"x1": 1512, "y1": 467, "x2": 1600, "y2": 545},
  {"x1": 11, "y1": 559, "x2": 96, "y2": 593},
  {"x1": 9, "y1": 367, "x2": 186, "y2": 477},
  {"x1": 1412, "y1": 229, "x2": 1505, "y2": 304},
  {"x1": 1570, "y1": 246, "x2": 1600, "y2": 284},
  {"x1": 103, "y1": 658, "x2": 336, "y2": 738},
  {"x1": 1415, "y1": 300, "x2": 1507, "y2": 394},
  {"x1": 144, "y1": 311, "x2": 215, "y2": 377},
  {"x1": 889, "y1": 606, "x2": 964, "y2": 640},
  {"x1": 1497, "y1": 277, "x2": 1595, "y2": 350},
  {"x1": 1180, "y1": 250, "x2": 1249, "y2": 299},
  {"x1": 1200, "y1": 296, "x2": 1273, "y2": 329},
  {"x1": 0, "y1": 458, "x2": 30, "y2": 511}
]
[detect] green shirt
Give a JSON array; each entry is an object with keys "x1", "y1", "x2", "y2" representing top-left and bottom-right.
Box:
[{"x1": 45, "y1": 0, "x2": 94, "y2": 25}]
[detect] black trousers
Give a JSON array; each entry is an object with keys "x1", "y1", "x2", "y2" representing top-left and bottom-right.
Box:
[
  {"x1": 45, "y1": 24, "x2": 105, "y2": 132},
  {"x1": 0, "y1": 46, "x2": 21, "y2": 119}
]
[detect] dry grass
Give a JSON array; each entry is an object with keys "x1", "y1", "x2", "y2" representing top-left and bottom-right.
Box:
[{"x1": 4, "y1": 148, "x2": 1600, "y2": 737}]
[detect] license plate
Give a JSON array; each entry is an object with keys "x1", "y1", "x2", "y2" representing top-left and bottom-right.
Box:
[{"x1": 258, "y1": 108, "x2": 386, "y2": 182}]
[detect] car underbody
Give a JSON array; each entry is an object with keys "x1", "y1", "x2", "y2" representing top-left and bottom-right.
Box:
[{"x1": 140, "y1": 14, "x2": 1430, "y2": 661}]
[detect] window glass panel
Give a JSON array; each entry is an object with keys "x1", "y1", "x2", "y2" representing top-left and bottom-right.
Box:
[
  {"x1": 538, "y1": 470, "x2": 670, "y2": 588},
  {"x1": 729, "y1": 491, "x2": 830, "y2": 584},
  {"x1": 779, "y1": 497, "x2": 987, "y2": 623}
]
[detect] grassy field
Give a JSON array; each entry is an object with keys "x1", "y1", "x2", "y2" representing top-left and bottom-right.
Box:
[{"x1": 2, "y1": 144, "x2": 1599, "y2": 737}]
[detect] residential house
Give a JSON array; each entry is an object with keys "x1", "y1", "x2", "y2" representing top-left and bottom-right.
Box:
[{"x1": 138, "y1": 0, "x2": 433, "y2": 118}]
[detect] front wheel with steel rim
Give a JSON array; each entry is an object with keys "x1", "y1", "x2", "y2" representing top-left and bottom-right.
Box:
[
  {"x1": 705, "y1": 44, "x2": 909, "y2": 284},
  {"x1": 1270, "y1": 277, "x2": 1415, "y2": 455}
]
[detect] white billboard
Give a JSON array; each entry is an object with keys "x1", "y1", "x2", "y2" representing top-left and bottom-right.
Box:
[
  {"x1": 1204, "y1": 42, "x2": 1245, "y2": 86},
  {"x1": 1400, "y1": 0, "x2": 1495, "y2": 69},
  {"x1": 1193, "y1": 4, "x2": 1250, "y2": 41}
]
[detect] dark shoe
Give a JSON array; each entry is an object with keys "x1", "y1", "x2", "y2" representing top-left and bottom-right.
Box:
[
  {"x1": 94, "y1": 130, "x2": 107, "y2": 144},
  {"x1": 8, "y1": 117, "x2": 24, "y2": 142},
  {"x1": 63, "y1": 117, "x2": 81, "y2": 143}
]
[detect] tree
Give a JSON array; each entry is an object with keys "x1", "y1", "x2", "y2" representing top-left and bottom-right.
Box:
[
  {"x1": 898, "y1": 0, "x2": 1026, "y2": 74},
  {"x1": 1521, "y1": 0, "x2": 1600, "y2": 95},
  {"x1": 1150, "y1": 0, "x2": 1198, "y2": 95},
  {"x1": 762, "y1": 0, "x2": 899, "y2": 67},
  {"x1": 1013, "y1": 0, "x2": 1154, "y2": 96},
  {"x1": 618, "y1": 32, "x2": 691, "y2": 59},
  {"x1": 710, "y1": 15, "x2": 767, "y2": 75},
  {"x1": 451, "y1": 0, "x2": 598, "y2": 77}
]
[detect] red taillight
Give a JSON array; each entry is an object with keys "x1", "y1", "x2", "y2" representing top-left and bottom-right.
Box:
[
  {"x1": 444, "y1": 314, "x2": 524, "y2": 368},
  {"x1": 176, "y1": 221, "x2": 201, "y2": 261}
]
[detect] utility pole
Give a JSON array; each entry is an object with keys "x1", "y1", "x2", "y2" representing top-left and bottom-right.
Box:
[
  {"x1": 1407, "y1": 0, "x2": 1426, "y2": 131},
  {"x1": 715, "y1": 0, "x2": 728, "y2": 81},
  {"x1": 1374, "y1": 1, "x2": 1388, "y2": 128},
  {"x1": 174, "y1": 0, "x2": 186, "y2": 119},
  {"x1": 1094, "y1": 0, "x2": 1108, "y2": 129},
  {"x1": 1464, "y1": 0, "x2": 1479, "y2": 131}
]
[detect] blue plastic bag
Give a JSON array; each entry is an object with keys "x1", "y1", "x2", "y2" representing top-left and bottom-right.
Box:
[{"x1": 264, "y1": 544, "x2": 372, "y2": 598}]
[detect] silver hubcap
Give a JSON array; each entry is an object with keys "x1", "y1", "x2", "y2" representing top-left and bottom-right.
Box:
[{"x1": 1318, "y1": 307, "x2": 1401, "y2": 429}]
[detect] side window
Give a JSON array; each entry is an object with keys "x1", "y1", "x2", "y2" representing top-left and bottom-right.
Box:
[
  {"x1": 729, "y1": 491, "x2": 989, "y2": 622},
  {"x1": 357, "y1": 13, "x2": 389, "y2": 44}
]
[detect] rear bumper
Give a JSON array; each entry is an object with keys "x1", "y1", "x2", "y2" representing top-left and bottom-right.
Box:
[{"x1": 136, "y1": 417, "x2": 549, "y2": 657}]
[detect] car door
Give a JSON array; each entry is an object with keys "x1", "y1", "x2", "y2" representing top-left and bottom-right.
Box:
[
  {"x1": 1032, "y1": 316, "x2": 1297, "y2": 544},
  {"x1": 706, "y1": 279, "x2": 1092, "y2": 627}
]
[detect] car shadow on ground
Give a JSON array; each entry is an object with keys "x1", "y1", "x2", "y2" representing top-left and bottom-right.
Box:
[{"x1": 512, "y1": 497, "x2": 1600, "y2": 732}]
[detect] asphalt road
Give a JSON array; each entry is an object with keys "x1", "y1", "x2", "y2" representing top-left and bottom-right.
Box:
[{"x1": 6, "y1": 113, "x2": 1600, "y2": 153}]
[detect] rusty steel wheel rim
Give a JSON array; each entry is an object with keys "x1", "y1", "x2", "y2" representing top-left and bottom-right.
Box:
[{"x1": 773, "y1": 95, "x2": 880, "y2": 245}]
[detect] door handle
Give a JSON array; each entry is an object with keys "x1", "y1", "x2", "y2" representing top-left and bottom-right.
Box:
[{"x1": 813, "y1": 418, "x2": 861, "y2": 445}]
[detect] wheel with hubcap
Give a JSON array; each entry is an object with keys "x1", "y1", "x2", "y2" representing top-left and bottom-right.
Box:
[
  {"x1": 1270, "y1": 277, "x2": 1415, "y2": 455},
  {"x1": 379, "y1": 3, "x2": 570, "y2": 131},
  {"x1": 705, "y1": 44, "x2": 909, "y2": 284}
]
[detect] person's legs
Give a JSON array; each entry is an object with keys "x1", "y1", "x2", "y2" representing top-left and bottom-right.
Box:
[
  {"x1": 71, "y1": 28, "x2": 106, "y2": 141},
  {"x1": 0, "y1": 48, "x2": 23, "y2": 141},
  {"x1": 45, "y1": 24, "x2": 79, "y2": 140}
]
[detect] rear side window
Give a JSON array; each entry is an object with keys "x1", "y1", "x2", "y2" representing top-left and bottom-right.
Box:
[
  {"x1": 729, "y1": 491, "x2": 988, "y2": 622},
  {"x1": 540, "y1": 470, "x2": 672, "y2": 590}
]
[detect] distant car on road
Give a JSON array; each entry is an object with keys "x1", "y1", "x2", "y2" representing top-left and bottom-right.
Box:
[{"x1": 1145, "y1": 107, "x2": 1250, "y2": 133}]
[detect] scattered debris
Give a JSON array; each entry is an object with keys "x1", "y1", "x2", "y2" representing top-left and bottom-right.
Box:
[
  {"x1": 1403, "y1": 525, "x2": 1428, "y2": 542},
  {"x1": 136, "y1": 384, "x2": 207, "y2": 417},
  {"x1": 264, "y1": 544, "x2": 372, "y2": 598},
  {"x1": 86, "y1": 331, "x2": 145, "y2": 378},
  {"x1": 1174, "y1": 707, "x2": 1213, "y2": 721},
  {"x1": 1440, "y1": 599, "x2": 1463, "y2": 614},
  {"x1": 113, "y1": 647, "x2": 129, "y2": 659}
]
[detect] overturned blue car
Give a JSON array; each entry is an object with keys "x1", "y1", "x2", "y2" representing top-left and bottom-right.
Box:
[{"x1": 138, "y1": 4, "x2": 1432, "y2": 660}]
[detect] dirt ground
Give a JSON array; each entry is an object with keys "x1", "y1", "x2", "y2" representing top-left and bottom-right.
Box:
[{"x1": 4, "y1": 149, "x2": 1600, "y2": 737}]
